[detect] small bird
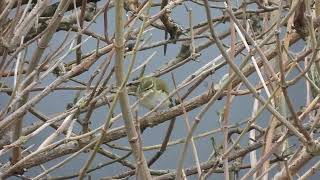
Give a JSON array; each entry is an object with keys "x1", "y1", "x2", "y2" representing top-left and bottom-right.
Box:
[
  {"x1": 136, "y1": 76, "x2": 171, "y2": 110},
  {"x1": 309, "y1": 63, "x2": 320, "y2": 98}
]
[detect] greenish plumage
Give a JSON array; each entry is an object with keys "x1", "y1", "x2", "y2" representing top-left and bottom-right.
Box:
[
  {"x1": 136, "y1": 77, "x2": 170, "y2": 110},
  {"x1": 309, "y1": 63, "x2": 320, "y2": 98}
]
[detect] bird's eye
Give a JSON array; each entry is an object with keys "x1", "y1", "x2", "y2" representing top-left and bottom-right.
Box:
[
  {"x1": 144, "y1": 81, "x2": 153, "y2": 91},
  {"x1": 142, "y1": 80, "x2": 153, "y2": 91}
]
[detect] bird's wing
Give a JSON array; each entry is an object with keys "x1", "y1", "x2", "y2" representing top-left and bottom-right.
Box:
[{"x1": 155, "y1": 78, "x2": 169, "y2": 93}]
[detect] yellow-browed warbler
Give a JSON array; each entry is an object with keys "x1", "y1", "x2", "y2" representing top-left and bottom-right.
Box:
[{"x1": 136, "y1": 77, "x2": 171, "y2": 110}]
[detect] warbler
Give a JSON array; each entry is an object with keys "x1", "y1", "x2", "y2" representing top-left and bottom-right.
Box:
[{"x1": 136, "y1": 76, "x2": 171, "y2": 110}]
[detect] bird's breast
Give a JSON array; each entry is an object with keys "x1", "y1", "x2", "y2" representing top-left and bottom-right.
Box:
[{"x1": 139, "y1": 90, "x2": 170, "y2": 110}]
